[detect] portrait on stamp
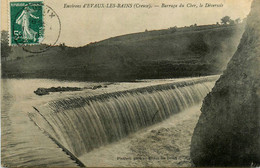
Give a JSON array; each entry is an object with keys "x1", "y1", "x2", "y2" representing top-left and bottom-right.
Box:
[{"x1": 10, "y1": 1, "x2": 43, "y2": 45}]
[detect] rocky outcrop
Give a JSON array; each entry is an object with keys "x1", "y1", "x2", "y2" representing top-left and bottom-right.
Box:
[
  {"x1": 34, "y1": 87, "x2": 82, "y2": 95},
  {"x1": 190, "y1": 0, "x2": 260, "y2": 166}
]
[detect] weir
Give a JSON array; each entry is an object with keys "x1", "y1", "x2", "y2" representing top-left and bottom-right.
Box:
[{"x1": 29, "y1": 76, "x2": 218, "y2": 158}]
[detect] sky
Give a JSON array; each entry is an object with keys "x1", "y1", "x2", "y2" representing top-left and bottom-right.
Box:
[{"x1": 1, "y1": 0, "x2": 253, "y2": 46}]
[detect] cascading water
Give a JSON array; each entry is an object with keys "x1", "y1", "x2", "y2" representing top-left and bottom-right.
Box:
[{"x1": 29, "y1": 76, "x2": 218, "y2": 158}]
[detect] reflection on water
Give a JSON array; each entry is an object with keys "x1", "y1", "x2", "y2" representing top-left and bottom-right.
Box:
[{"x1": 1, "y1": 78, "x2": 92, "y2": 167}]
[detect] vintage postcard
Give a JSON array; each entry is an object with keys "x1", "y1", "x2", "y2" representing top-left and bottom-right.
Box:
[{"x1": 1, "y1": 0, "x2": 259, "y2": 167}]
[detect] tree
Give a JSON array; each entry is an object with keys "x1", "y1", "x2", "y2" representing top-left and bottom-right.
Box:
[
  {"x1": 235, "y1": 18, "x2": 241, "y2": 24},
  {"x1": 242, "y1": 17, "x2": 247, "y2": 23},
  {"x1": 59, "y1": 43, "x2": 66, "y2": 51},
  {"x1": 230, "y1": 20, "x2": 235, "y2": 25},
  {"x1": 1, "y1": 30, "x2": 12, "y2": 61},
  {"x1": 221, "y1": 16, "x2": 231, "y2": 25}
]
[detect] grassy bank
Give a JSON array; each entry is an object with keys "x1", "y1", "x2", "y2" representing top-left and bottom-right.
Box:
[{"x1": 2, "y1": 24, "x2": 244, "y2": 81}]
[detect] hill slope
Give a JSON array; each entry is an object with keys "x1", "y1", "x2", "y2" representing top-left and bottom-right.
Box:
[{"x1": 2, "y1": 24, "x2": 244, "y2": 81}]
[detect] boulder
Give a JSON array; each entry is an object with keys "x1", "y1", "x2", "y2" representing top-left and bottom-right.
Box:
[
  {"x1": 34, "y1": 88, "x2": 49, "y2": 95},
  {"x1": 92, "y1": 85, "x2": 102, "y2": 90},
  {"x1": 190, "y1": 0, "x2": 260, "y2": 166}
]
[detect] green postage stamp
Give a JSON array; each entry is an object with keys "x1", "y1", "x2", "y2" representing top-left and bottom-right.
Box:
[{"x1": 10, "y1": 1, "x2": 44, "y2": 45}]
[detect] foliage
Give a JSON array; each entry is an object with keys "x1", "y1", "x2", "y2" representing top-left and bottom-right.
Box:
[
  {"x1": 59, "y1": 43, "x2": 66, "y2": 51},
  {"x1": 230, "y1": 20, "x2": 235, "y2": 25},
  {"x1": 235, "y1": 18, "x2": 241, "y2": 24},
  {"x1": 221, "y1": 16, "x2": 231, "y2": 24},
  {"x1": 1, "y1": 31, "x2": 12, "y2": 60}
]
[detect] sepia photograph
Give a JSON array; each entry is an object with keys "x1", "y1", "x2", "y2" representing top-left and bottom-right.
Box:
[{"x1": 1, "y1": 0, "x2": 259, "y2": 167}]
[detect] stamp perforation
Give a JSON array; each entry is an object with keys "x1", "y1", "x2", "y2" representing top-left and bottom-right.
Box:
[
  {"x1": 8, "y1": 0, "x2": 44, "y2": 46},
  {"x1": 7, "y1": 0, "x2": 61, "y2": 53}
]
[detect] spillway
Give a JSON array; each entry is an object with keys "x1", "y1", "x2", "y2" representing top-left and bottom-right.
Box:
[{"x1": 29, "y1": 76, "x2": 218, "y2": 158}]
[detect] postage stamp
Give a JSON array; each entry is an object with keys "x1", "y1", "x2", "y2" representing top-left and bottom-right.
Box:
[{"x1": 10, "y1": 1, "x2": 44, "y2": 45}]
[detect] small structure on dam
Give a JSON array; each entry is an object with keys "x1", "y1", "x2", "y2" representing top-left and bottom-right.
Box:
[{"x1": 191, "y1": 0, "x2": 260, "y2": 166}]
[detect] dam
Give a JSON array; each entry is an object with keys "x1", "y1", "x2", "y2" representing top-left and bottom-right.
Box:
[
  {"x1": 25, "y1": 76, "x2": 218, "y2": 163},
  {"x1": 2, "y1": 75, "x2": 218, "y2": 167}
]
